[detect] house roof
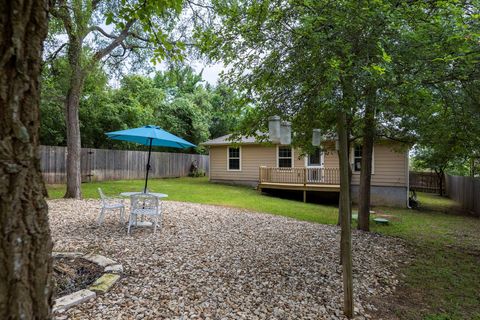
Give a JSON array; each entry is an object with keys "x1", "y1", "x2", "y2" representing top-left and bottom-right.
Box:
[
  {"x1": 201, "y1": 133, "x2": 269, "y2": 146},
  {"x1": 202, "y1": 133, "x2": 412, "y2": 148}
]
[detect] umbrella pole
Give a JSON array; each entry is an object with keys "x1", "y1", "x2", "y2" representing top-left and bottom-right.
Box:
[{"x1": 144, "y1": 138, "x2": 153, "y2": 193}]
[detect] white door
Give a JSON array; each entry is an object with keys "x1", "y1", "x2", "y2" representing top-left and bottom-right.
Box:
[{"x1": 306, "y1": 148, "x2": 324, "y2": 183}]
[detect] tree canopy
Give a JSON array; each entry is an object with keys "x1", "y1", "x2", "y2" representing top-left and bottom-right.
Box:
[{"x1": 40, "y1": 64, "x2": 244, "y2": 152}]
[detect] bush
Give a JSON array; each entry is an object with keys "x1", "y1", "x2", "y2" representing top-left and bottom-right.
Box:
[{"x1": 188, "y1": 169, "x2": 206, "y2": 177}]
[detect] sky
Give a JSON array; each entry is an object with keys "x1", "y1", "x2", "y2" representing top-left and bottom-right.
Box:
[{"x1": 191, "y1": 62, "x2": 224, "y2": 85}]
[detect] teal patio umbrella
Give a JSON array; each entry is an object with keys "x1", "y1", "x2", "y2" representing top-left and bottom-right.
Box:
[{"x1": 106, "y1": 125, "x2": 196, "y2": 192}]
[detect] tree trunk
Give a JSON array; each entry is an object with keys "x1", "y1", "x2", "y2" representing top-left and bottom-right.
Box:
[
  {"x1": 337, "y1": 110, "x2": 354, "y2": 318},
  {"x1": 64, "y1": 39, "x2": 85, "y2": 199},
  {"x1": 435, "y1": 169, "x2": 444, "y2": 196},
  {"x1": 0, "y1": 0, "x2": 53, "y2": 318},
  {"x1": 358, "y1": 89, "x2": 376, "y2": 231}
]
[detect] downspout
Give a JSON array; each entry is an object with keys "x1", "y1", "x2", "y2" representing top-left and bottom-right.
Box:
[
  {"x1": 406, "y1": 149, "x2": 411, "y2": 209},
  {"x1": 208, "y1": 147, "x2": 211, "y2": 181}
]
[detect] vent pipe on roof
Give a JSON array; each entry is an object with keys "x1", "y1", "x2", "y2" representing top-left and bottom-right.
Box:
[
  {"x1": 280, "y1": 121, "x2": 292, "y2": 145},
  {"x1": 268, "y1": 115, "x2": 281, "y2": 143},
  {"x1": 312, "y1": 129, "x2": 322, "y2": 147}
]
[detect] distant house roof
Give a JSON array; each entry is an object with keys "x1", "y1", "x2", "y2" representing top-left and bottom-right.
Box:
[{"x1": 201, "y1": 133, "x2": 269, "y2": 146}]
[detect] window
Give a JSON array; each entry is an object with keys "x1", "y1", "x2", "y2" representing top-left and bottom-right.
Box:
[
  {"x1": 308, "y1": 148, "x2": 323, "y2": 166},
  {"x1": 352, "y1": 145, "x2": 374, "y2": 173},
  {"x1": 353, "y1": 145, "x2": 362, "y2": 172},
  {"x1": 228, "y1": 147, "x2": 241, "y2": 170},
  {"x1": 278, "y1": 146, "x2": 292, "y2": 168}
]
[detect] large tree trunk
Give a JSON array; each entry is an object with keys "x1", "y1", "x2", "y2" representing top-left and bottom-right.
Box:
[
  {"x1": 358, "y1": 89, "x2": 376, "y2": 231},
  {"x1": 64, "y1": 40, "x2": 85, "y2": 199},
  {"x1": 435, "y1": 168, "x2": 444, "y2": 196},
  {"x1": 0, "y1": 0, "x2": 53, "y2": 318},
  {"x1": 337, "y1": 110, "x2": 354, "y2": 318}
]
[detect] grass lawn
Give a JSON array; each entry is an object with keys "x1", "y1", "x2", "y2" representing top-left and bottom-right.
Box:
[
  {"x1": 47, "y1": 177, "x2": 339, "y2": 225},
  {"x1": 47, "y1": 177, "x2": 480, "y2": 319},
  {"x1": 369, "y1": 193, "x2": 480, "y2": 320}
]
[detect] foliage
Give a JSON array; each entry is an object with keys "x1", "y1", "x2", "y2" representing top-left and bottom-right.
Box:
[
  {"x1": 40, "y1": 65, "x2": 244, "y2": 151},
  {"x1": 197, "y1": 0, "x2": 479, "y2": 148},
  {"x1": 411, "y1": 86, "x2": 480, "y2": 177}
]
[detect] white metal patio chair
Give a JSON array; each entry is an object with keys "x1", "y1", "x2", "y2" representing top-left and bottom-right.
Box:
[
  {"x1": 97, "y1": 188, "x2": 125, "y2": 225},
  {"x1": 128, "y1": 193, "x2": 162, "y2": 235}
]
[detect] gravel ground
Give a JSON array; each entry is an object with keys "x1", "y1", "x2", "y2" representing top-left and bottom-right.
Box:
[{"x1": 49, "y1": 199, "x2": 408, "y2": 320}]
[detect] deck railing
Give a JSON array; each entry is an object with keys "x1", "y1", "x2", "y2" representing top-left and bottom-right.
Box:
[{"x1": 259, "y1": 167, "x2": 340, "y2": 185}]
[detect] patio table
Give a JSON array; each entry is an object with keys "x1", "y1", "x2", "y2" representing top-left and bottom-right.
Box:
[
  {"x1": 120, "y1": 192, "x2": 168, "y2": 199},
  {"x1": 120, "y1": 192, "x2": 168, "y2": 227}
]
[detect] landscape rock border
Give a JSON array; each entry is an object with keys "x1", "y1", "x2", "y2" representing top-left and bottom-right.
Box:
[{"x1": 52, "y1": 252, "x2": 123, "y2": 314}]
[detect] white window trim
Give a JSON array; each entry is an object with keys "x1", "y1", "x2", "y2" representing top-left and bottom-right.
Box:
[
  {"x1": 227, "y1": 146, "x2": 242, "y2": 171},
  {"x1": 276, "y1": 145, "x2": 294, "y2": 168},
  {"x1": 350, "y1": 145, "x2": 375, "y2": 174},
  {"x1": 304, "y1": 149, "x2": 325, "y2": 168}
]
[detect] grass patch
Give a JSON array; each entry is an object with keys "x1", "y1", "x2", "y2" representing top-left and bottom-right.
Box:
[
  {"x1": 47, "y1": 180, "x2": 480, "y2": 319},
  {"x1": 370, "y1": 194, "x2": 480, "y2": 320},
  {"x1": 47, "y1": 177, "x2": 339, "y2": 225}
]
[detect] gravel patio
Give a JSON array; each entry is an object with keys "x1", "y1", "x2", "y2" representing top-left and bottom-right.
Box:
[{"x1": 50, "y1": 199, "x2": 408, "y2": 320}]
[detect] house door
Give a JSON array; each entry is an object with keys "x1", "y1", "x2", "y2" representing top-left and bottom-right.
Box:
[{"x1": 306, "y1": 148, "x2": 324, "y2": 183}]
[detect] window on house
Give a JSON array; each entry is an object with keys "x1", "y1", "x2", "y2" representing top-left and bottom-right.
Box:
[
  {"x1": 308, "y1": 148, "x2": 322, "y2": 166},
  {"x1": 228, "y1": 147, "x2": 240, "y2": 170},
  {"x1": 353, "y1": 145, "x2": 362, "y2": 172},
  {"x1": 278, "y1": 146, "x2": 292, "y2": 168}
]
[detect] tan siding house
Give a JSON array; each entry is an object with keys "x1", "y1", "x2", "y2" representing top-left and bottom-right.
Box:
[{"x1": 203, "y1": 135, "x2": 410, "y2": 207}]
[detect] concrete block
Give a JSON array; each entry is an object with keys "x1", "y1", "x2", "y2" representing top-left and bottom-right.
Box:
[
  {"x1": 89, "y1": 273, "x2": 120, "y2": 294},
  {"x1": 53, "y1": 289, "x2": 96, "y2": 313},
  {"x1": 52, "y1": 252, "x2": 84, "y2": 258},
  {"x1": 83, "y1": 253, "x2": 117, "y2": 267},
  {"x1": 104, "y1": 264, "x2": 123, "y2": 273}
]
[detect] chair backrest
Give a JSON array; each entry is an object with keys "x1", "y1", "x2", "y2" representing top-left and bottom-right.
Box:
[
  {"x1": 131, "y1": 194, "x2": 159, "y2": 212},
  {"x1": 98, "y1": 188, "x2": 107, "y2": 204}
]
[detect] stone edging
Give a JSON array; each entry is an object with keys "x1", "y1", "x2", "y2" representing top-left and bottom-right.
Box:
[{"x1": 52, "y1": 252, "x2": 123, "y2": 314}]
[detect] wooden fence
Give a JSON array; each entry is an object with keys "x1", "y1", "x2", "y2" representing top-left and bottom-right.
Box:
[
  {"x1": 446, "y1": 175, "x2": 480, "y2": 217},
  {"x1": 409, "y1": 171, "x2": 445, "y2": 194},
  {"x1": 39, "y1": 145, "x2": 209, "y2": 184}
]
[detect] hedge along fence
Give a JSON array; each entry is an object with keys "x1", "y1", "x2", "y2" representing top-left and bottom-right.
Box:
[
  {"x1": 39, "y1": 145, "x2": 209, "y2": 184},
  {"x1": 446, "y1": 174, "x2": 480, "y2": 217}
]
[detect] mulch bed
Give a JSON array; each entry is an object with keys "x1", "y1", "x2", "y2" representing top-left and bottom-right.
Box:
[{"x1": 53, "y1": 257, "x2": 103, "y2": 299}]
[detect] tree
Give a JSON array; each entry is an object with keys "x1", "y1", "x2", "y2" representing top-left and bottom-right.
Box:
[
  {"x1": 209, "y1": 82, "x2": 244, "y2": 138},
  {"x1": 0, "y1": 0, "x2": 53, "y2": 318},
  {"x1": 39, "y1": 64, "x2": 245, "y2": 150},
  {"x1": 47, "y1": 0, "x2": 184, "y2": 198},
  {"x1": 198, "y1": 1, "x2": 360, "y2": 316}
]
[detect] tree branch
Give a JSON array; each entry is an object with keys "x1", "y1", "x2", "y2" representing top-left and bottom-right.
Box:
[
  {"x1": 90, "y1": 26, "x2": 118, "y2": 39},
  {"x1": 43, "y1": 43, "x2": 68, "y2": 65},
  {"x1": 93, "y1": 20, "x2": 135, "y2": 61}
]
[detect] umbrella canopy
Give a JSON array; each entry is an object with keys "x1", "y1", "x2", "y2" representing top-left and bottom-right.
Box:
[
  {"x1": 105, "y1": 125, "x2": 196, "y2": 148},
  {"x1": 105, "y1": 125, "x2": 196, "y2": 192}
]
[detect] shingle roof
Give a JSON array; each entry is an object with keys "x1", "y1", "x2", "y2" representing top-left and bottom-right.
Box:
[{"x1": 201, "y1": 133, "x2": 269, "y2": 146}]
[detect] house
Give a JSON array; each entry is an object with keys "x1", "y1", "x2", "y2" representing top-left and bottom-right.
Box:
[{"x1": 201, "y1": 134, "x2": 410, "y2": 207}]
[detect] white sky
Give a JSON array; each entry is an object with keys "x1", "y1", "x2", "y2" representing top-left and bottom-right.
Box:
[{"x1": 193, "y1": 62, "x2": 224, "y2": 85}]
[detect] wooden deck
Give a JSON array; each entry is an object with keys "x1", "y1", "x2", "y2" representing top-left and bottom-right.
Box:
[
  {"x1": 258, "y1": 182, "x2": 340, "y2": 191},
  {"x1": 258, "y1": 167, "x2": 340, "y2": 202}
]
